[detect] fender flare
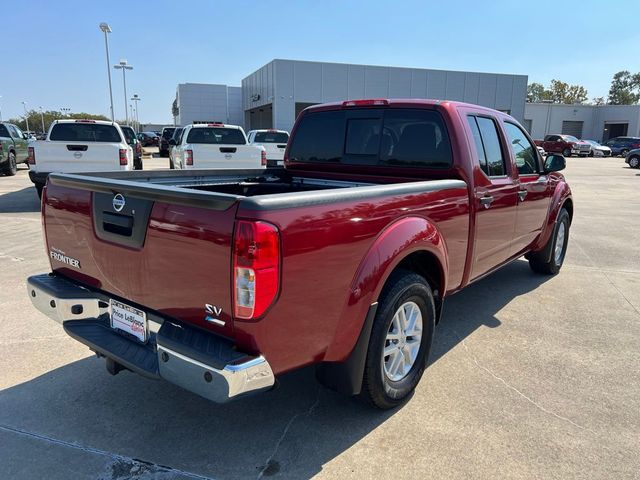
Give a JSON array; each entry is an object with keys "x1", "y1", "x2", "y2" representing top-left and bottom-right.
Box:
[
  {"x1": 316, "y1": 216, "x2": 448, "y2": 395},
  {"x1": 531, "y1": 180, "x2": 572, "y2": 255}
]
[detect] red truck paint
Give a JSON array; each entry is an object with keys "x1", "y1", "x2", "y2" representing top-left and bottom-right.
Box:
[{"x1": 37, "y1": 99, "x2": 573, "y2": 401}]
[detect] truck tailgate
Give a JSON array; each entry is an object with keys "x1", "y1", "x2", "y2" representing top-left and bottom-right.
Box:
[
  {"x1": 191, "y1": 144, "x2": 263, "y2": 169},
  {"x1": 36, "y1": 141, "x2": 127, "y2": 172},
  {"x1": 42, "y1": 177, "x2": 239, "y2": 338}
]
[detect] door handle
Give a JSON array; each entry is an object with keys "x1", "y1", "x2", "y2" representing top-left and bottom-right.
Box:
[
  {"x1": 518, "y1": 190, "x2": 527, "y2": 201},
  {"x1": 479, "y1": 195, "x2": 494, "y2": 208}
]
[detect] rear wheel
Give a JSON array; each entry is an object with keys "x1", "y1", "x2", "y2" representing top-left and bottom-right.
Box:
[
  {"x1": 562, "y1": 148, "x2": 571, "y2": 157},
  {"x1": 360, "y1": 270, "x2": 435, "y2": 409},
  {"x1": 2, "y1": 151, "x2": 17, "y2": 176},
  {"x1": 628, "y1": 156, "x2": 640, "y2": 168},
  {"x1": 529, "y1": 208, "x2": 570, "y2": 275}
]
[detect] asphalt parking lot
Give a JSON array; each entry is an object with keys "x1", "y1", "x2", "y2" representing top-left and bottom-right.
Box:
[{"x1": 0, "y1": 154, "x2": 639, "y2": 479}]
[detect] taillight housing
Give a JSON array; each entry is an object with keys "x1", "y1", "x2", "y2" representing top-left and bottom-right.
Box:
[
  {"x1": 233, "y1": 220, "x2": 280, "y2": 320},
  {"x1": 119, "y1": 149, "x2": 128, "y2": 166},
  {"x1": 261, "y1": 149, "x2": 267, "y2": 166},
  {"x1": 186, "y1": 149, "x2": 193, "y2": 166},
  {"x1": 28, "y1": 146, "x2": 36, "y2": 165},
  {"x1": 632, "y1": 143, "x2": 640, "y2": 148}
]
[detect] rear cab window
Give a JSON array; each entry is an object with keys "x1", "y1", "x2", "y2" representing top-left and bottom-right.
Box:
[
  {"x1": 50, "y1": 123, "x2": 122, "y2": 142},
  {"x1": 288, "y1": 108, "x2": 452, "y2": 169},
  {"x1": 254, "y1": 132, "x2": 289, "y2": 143},
  {"x1": 186, "y1": 127, "x2": 246, "y2": 145},
  {"x1": 466, "y1": 116, "x2": 507, "y2": 177}
]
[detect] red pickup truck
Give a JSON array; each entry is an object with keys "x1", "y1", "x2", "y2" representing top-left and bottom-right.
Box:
[
  {"x1": 27, "y1": 99, "x2": 572, "y2": 409},
  {"x1": 535, "y1": 134, "x2": 591, "y2": 157}
]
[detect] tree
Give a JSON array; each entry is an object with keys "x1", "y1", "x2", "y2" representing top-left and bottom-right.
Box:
[
  {"x1": 607, "y1": 71, "x2": 640, "y2": 105},
  {"x1": 592, "y1": 97, "x2": 606, "y2": 106},
  {"x1": 8, "y1": 110, "x2": 109, "y2": 133},
  {"x1": 172, "y1": 99, "x2": 179, "y2": 119},
  {"x1": 526, "y1": 79, "x2": 588, "y2": 104}
]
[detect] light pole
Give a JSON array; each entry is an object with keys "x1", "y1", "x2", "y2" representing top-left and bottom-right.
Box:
[
  {"x1": 99, "y1": 23, "x2": 115, "y2": 121},
  {"x1": 113, "y1": 59, "x2": 133, "y2": 125},
  {"x1": 0, "y1": 96, "x2": 3, "y2": 122},
  {"x1": 21, "y1": 101, "x2": 30, "y2": 133},
  {"x1": 39, "y1": 106, "x2": 45, "y2": 134},
  {"x1": 131, "y1": 94, "x2": 141, "y2": 132},
  {"x1": 60, "y1": 107, "x2": 71, "y2": 117}
]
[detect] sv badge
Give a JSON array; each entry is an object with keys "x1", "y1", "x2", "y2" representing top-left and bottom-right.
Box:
[{"x1": 204, "y1": 304, "x2": 225, "y2": 327}]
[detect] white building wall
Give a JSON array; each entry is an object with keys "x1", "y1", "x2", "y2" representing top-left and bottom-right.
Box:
[
  {"x1": 524, "y1": 103, "x2": 640, "y2": 141},
  {"x1": 242, "y1": 59, "x2": 528, "y2": 132},
  {"x1": 176, "y1": 84, "x2": 244, "y2": 127}
]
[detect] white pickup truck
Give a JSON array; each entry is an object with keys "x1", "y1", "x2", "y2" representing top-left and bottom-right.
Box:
[
  {"x1": 247, "y1": 129, "x2": 289, "y2": 167},
  {"x1": 170, "y1": 123, "x2": 266, "y2": 170},
  {"x1": 29, "y1": 119, "x2": 133, "y2": 197}
]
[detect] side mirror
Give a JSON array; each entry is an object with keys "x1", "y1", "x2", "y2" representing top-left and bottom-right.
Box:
[
  {"x1": 168, "y1": 139, "x2": 176, "y2": 146},
  {"x1": 22, "y1": 133, "x2": 28, "y2": 139},
  {"x1": 544, "y1": 154, "x2": 566, "y2": 173}
]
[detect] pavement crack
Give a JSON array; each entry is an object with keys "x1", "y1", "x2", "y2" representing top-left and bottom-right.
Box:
[
  {"x1": 0, "y1": 424, "x2": 214, "y2": 480},
  {"x1": 257, "y1": 387, "x2": 322, "y2": 479},
  {"x1": 457, "y1": 335, "x2": 598, "y2": 435}
]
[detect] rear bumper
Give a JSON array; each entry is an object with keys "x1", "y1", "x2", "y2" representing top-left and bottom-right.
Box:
[
  {"x1": 29, "y1": 170, "x2": 49, "y2": 186},
  {"x1": 26, "y1": 273, "x2": 275, "y2": 402}
]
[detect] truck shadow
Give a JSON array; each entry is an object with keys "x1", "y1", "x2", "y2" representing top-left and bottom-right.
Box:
[
  {"x1": 0, "y1": 260, "x2": 549, "y2": 479},
  {"x1": 0, "y1": 186, "x2": 40, "y2": 213}
]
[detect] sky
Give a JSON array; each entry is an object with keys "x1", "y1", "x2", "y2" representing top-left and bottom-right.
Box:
[{"x1": 3, "y1": 0, "x2": 639, "y2": 124}]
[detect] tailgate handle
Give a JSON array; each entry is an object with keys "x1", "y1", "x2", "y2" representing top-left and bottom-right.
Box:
[
  {"x1": 277, "y1": 144, "x2": 287, "y2": 148},
  {"x1": 219, "y1": 147, "x2": 237, "y2": 153},
  {"x1": 102, "y1": 212, "x2": 133, "y2": 237},
  {"x1": 66, "y1": 145, "x2": 88, "y2": 151}
]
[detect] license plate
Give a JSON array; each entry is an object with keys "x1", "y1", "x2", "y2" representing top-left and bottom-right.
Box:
[{"x1": 110, "y1": 299, "x2": 147, "y2": 343}]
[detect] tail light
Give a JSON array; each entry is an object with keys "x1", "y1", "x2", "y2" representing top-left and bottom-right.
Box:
[
  {"x1": 261, "y1": 149, "x2": 267, "y2": 166},
  {"x1": 233, "y1": 220, "x2": 280, "y2": 319},
  {"x1": 632, "y1": 143, "x2": 640, "y2": 148},
  {"x1": 186, "y1": 149, "x2": 193, "y2": 166},
  {"x1": 28, "y1": 147, "x2": 36, "y2": 165},
  {"x1": 342, "y1": 99, "x2": 389, "y2": 107},
  {"x1": 119, "y1": 149, "x2": 128, "y2": 166}
]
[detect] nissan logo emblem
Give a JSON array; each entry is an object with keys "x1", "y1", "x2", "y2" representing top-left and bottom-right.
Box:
[
  {"x1": 73, "y1": 152, "x2": 82, "y2": 159},
  {"x1": 112, "y1": 193, "x2": 126, "y2": 212}
]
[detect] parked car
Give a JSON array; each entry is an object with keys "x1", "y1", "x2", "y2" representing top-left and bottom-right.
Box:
[
  {"x1": 159, "y1": 127, "x2": 176, "y2": 157},
  {"x1": 170, "y1": 122, "x2": 265, "y2": 170},
  {"x1": 168, "y1": 127, "x2": 183, "y2": 168},
  {"x1": 535, "y1": 134, "x2": 591, "y2": 157},
  {"x1": 0, "y1": 122, "x2": 30, "y2": 175},
  {"x1": 120, "y1": 125, "x2": 143, "y2": 170},
  {"x1": 137, "y1": 131, "x2": 159, "y2": 147},
  {"x1": 247, "y1": 129, "x2": 290, "y2": 167},
  {"x1": 27, "y1": 99, "x2": 572, "y2": 409},
  {"x1": 536, "y1": 146, "x2": 546, "y2": 157},
  {"x1": 604, "y1": 136, "x2": 640, "y2": 157},
  {"x1": 625, "y1": 149, "x2": 640, "y2": 168},
  {"x1": 28, "y1": 119, "x2": 133, "y2": 197},
  {"x1": 583, "y1": 140, "x2": 611, "y2": 157}
]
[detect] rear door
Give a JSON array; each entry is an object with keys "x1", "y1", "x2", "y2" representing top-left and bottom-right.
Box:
[
  {"x1": 41, "y1": 122, "x2": 128, "y2": 172},
  {"x1": 464, "y1": 114, "x2": 518, "y2": 280},
  {"x1": 502, "y1": 121, "x2": 552, "y2": 253}
]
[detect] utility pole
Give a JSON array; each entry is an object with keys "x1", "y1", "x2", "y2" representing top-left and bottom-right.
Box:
[
  {"x1": 39, "y1": 106, "x2": 45, "y2": 133},
  {"x1": 113, "y1": 59, "x2": 133, "y2": 125},
  {"x1": 99, "y1": 23, "x2": 115, "y2": 121},
  {"x1": 131, "y1": 94, "x2": 141, "y2": 133}
]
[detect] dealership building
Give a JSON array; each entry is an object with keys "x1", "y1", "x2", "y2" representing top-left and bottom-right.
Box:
[
  {"x1": 173, "y1": 59, "x2": 640, "y2": 142},
  {"x1": 524, "y1": 103, "x2": 640, "y2": 142},
  {"x1": 173, "y1": 59, "x2": 527, "y2": 130}
]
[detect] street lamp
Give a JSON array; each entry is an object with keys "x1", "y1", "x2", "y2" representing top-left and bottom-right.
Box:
[
  {"x1": 39, "y1": 106, "x2": 45, "y2": 134},
  {"x1": 0, "y1": 96, "x2": 3, "y2": 122},
  {"x1": 131, "y1": 94, "x2": 141, "y2": 132},
  {"x1": 21, "y1": 101, "x2": 30, "y2": 133},
  {"x1": 113, "y1": 59, "x2": 133, "y2": 125},
  {"x1": 99, "y1": 23, "x2": 115, "y2": 121},
  {"x1": 60, "y1": 107, "x2": 71, "y2": 117}
]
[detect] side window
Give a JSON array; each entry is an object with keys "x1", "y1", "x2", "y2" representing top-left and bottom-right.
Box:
[
  {"x1": 466, "y1": 116, "x2": 488, "y2": 176},
  {"x1": 476, "y1": 117, "x2": 506, "y2": 176},
  {"x1": 503, "y1": 122, "x2": 539, "y2": 175},
  {"x1": 8, "y1": 125, "x2": 20, "y2": 138}
]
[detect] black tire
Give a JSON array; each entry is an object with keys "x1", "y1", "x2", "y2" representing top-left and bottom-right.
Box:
[
  {"x1": 2, "y1": 151, "x2": 17, "y2": 176},
  {"x1": 169, "y1": 158, "x2": 175, "y2": 169},
  {"x1": 628, "y1": 156, "x2": 640, "y2": 169},
  {"x1": 134, "y1": 158, "x2": 143, "y2": 170},
  {"x1": 562, "y1": 148, "x2": 571, "y2": 157},
  {"x1": 529, "y1": 208, "x2": 570, "y2": 275},
  {"x1": 35, "y1": 184, "x2": 43, "y2": 199},
  {"x1": 589, "y1": 150, "x2": 594, "y2": 157},
  {"x1": 360, "y1": 270, "x2": 435, "y2": 409}
]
